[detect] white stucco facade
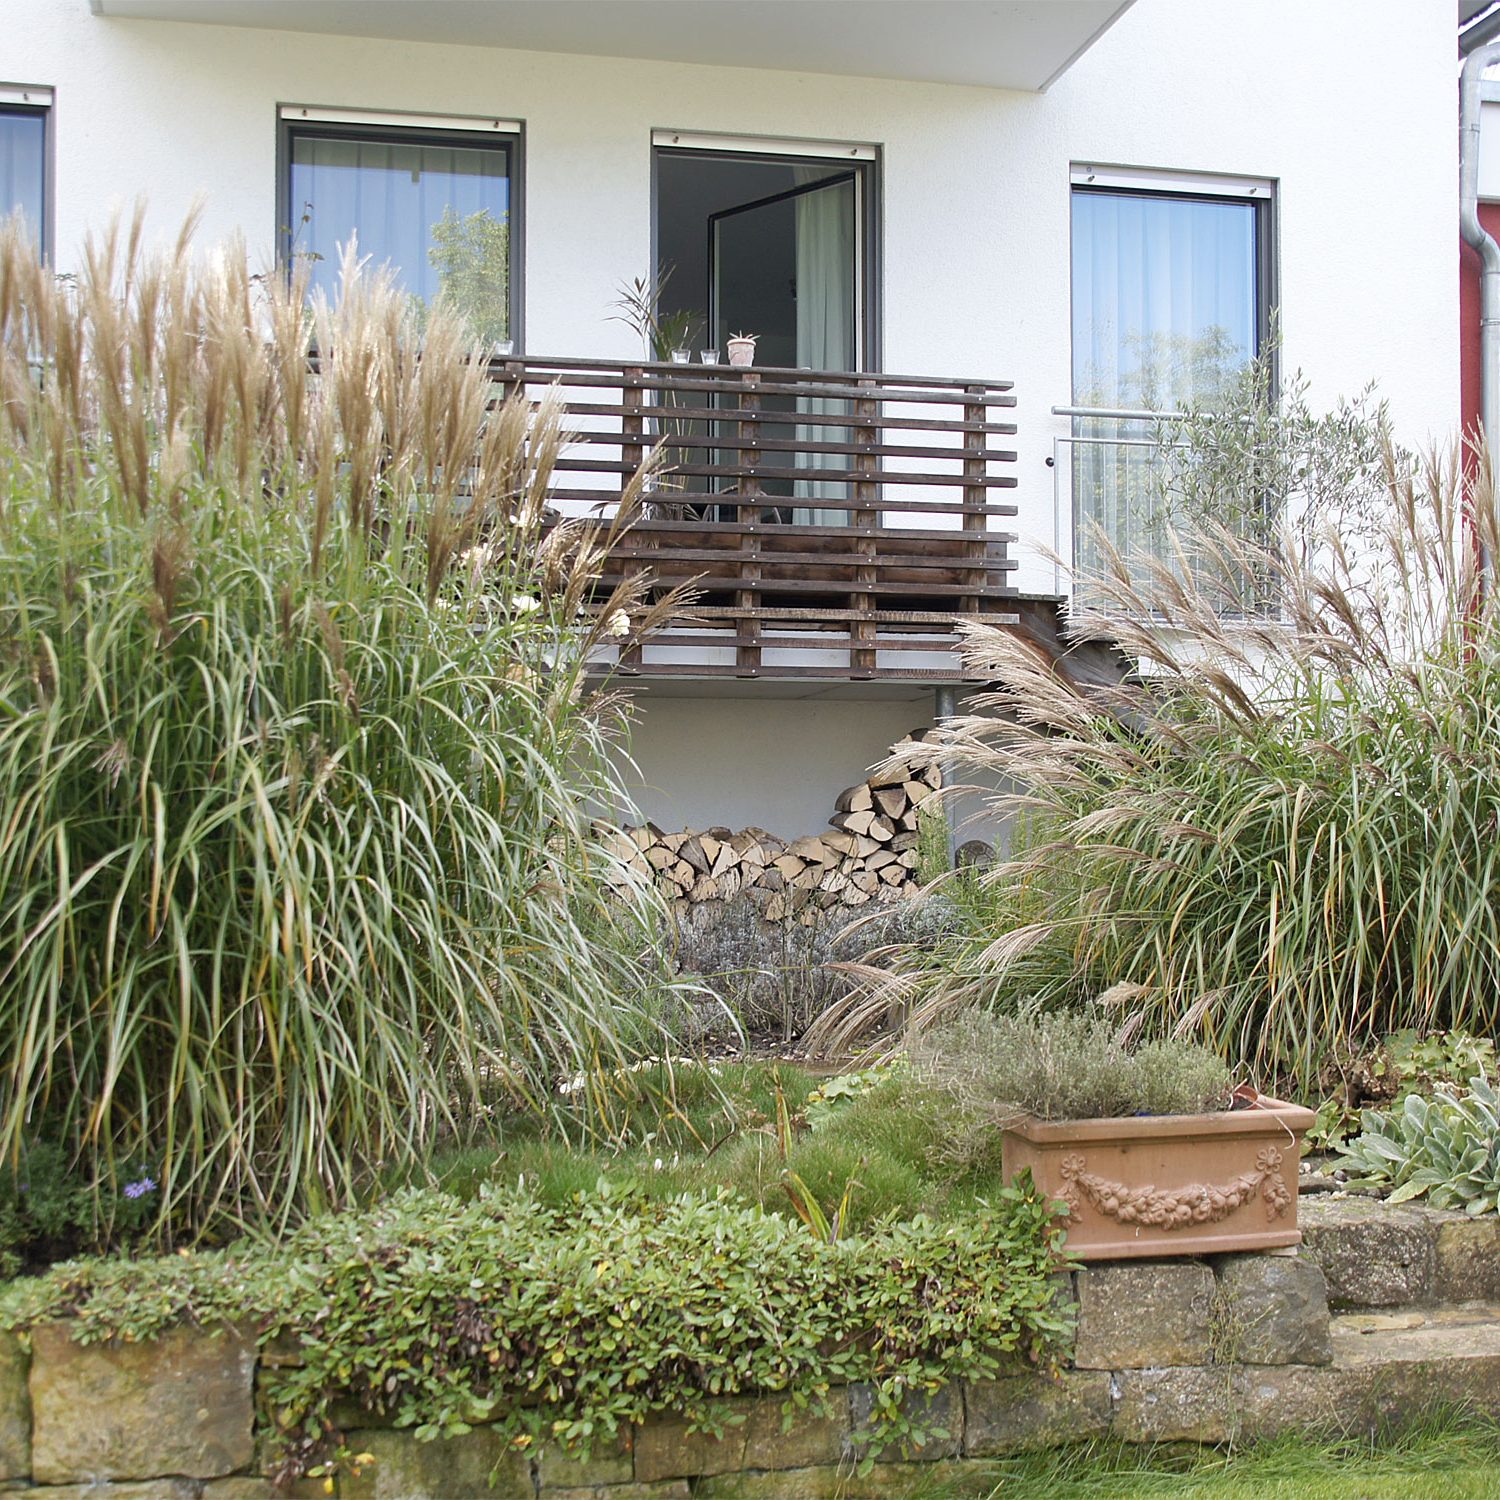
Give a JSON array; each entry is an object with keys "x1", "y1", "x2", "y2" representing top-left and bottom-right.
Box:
[{"x1": 4, "y1": 0, "x2": 1462, "y2": 838}]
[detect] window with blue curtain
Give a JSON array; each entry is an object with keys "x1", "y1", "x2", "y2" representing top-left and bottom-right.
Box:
[
  {"x1": 286, "y1": 124, "x2": 516, "y2": 345},
  {"x1": 1071, "y1": 184, "x2": 1267, "y2": 573},
  {"x1": 0, "y1": 106, "x2": 47, "y2": 254}
]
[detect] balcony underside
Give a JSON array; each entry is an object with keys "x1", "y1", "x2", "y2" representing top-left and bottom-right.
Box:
[{"x1": 89, "y1": 1, "x2": 1134, "y2": 92}]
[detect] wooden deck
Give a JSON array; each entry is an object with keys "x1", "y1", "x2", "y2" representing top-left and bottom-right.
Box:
[{"x1": 493, "y1": 355, "x2": 1022, "y2": 682}]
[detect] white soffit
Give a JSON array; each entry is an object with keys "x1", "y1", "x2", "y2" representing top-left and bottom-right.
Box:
[{"x1": 87, "y1": 1, "x2": 1135, "y2": 92}]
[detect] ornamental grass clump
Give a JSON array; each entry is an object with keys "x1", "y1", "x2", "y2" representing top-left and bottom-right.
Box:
[
  {"x1": 0, "y1": 211, "x2": 682, "y2": 1243},
  {"x1": 807, "y1": 376, "x2": 1500, "y2": 1092}
]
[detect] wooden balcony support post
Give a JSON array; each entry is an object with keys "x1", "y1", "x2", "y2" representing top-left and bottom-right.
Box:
[
  {"x1": 619, "y1": 366, "x2": 646, "y2": 671},
  {"x1": 851, "y1": 378, "x2": 880, "y2": 677},
  {"x1": 961, "y1": 383, "x2": 988, "y2": 617},
  {"x1": 736, "y1": 372, "x2": 763, "y2": 677}
]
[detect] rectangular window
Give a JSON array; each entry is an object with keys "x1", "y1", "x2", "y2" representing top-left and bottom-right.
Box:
[
  {"x1": 1, "y1": 86, "x2": 51, "y2": 257},
  {"x1": 1069, "y1": 167, "x2": 1273, "y2": 574},
  {"x1": 280, "y1": 108, "x2": 521, "y2": 347}
]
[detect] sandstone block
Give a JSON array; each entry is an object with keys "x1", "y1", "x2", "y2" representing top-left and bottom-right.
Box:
[
  {"x1": 696, "y1": 1459, "x2": 989, "y2": 1498},
  {"x1": 963, "y1": 1371, "x2": 1112, "y2": 1456},
  {"x1": 543, "y1": 1485, "x2": 688, "y2": 1500},
  {"x1": 1112, "y1": 1365, "x2": 1241, "y2": 1444},
  {"x1": 1236, "y1": 1361, "x2": 1375, "y2": 1439},
  {"x1": 848, "y1": 1381, "x2": 962, "y2": 1461},
  {"x1": 342, "y1": 1427, "x2": 532, "y2": 1499},
  {"x1": 1241, "y1": 1315, "x2": 1500, "y2": 1439},
  {"x1": 30, "y1": 1321, "x2": 256, "y2": 1484},
  {"x1": 537, "y1": 1426, "x2": 634, "y2": 1487},
  {"x1": 1434, "y1": 1216, "x2": 1500, "y2": 1303},
  {"x1": 0, "y1": 1332, "x2": 28, "y2": 1481},
  {"x1": 37, "y1": 1483, "x2": 202, "y2": 1499},
  {"x1": 1073, "y1": 1261, "x2": 1214, "y2": 1368},
  {"x1": 634, "y1": 1396, "x2": 847, "y2": 1483},
  {"x1": 1213, "y1": 1253, "x2": 1332, "y2": 1365},
  {"x1": 1298, "y1": 1200, "x2": 1435, "y2": 1307}
]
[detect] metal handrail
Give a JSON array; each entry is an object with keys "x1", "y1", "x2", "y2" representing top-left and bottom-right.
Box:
[{"x1": 1051, "y1": 404, "x2": 1188, "y2": 422}]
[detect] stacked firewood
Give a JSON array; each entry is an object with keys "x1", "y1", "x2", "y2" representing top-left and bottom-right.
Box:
[{"x1": 600, "y1": 734, "x2": 942, "y2": 922}]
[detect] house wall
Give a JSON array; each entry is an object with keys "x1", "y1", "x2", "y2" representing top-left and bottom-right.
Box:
[
  {"x1": 613, "y1": 690, "x2": 934, "y2": 839},
  {"x1": 6, "y1": 0, "x2": 1460, "y2": 839}
]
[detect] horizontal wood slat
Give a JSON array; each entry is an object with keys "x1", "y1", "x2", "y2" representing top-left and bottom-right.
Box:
[
  {"x1": 500, "y1": 355, "x2": 1021, "y2": 681},
  {"x1": 490, "y1": 352, "x2": 1013, "y2": 393},
  {"x1": 562, "y1": 428, "x2": 1019, "y2": 463},
  {"x1": 547, "y1": 488, "x2": 1020, "y2": 516},
  {"x1": 550, "y1": 400, "x2": 1018, "y2": 436}
]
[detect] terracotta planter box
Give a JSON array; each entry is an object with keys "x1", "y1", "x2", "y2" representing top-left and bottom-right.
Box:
[{"x1": 1002, "y1": 1093, "x2": 1315, "y2": 1261}]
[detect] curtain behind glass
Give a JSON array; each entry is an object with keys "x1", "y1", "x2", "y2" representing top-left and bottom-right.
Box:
[
  {"x1": 0, "y1": 110, "x2": 46, "y2": 251},
  {"x1": 1071, "y1": 188, "x2": 1257, "y2": 571},
  {"x1": 289, "y1": 133, "x2": 510, "y2": 338},
  {"x1": 792, "y1": 173, "x2": 856, "y2": 528}
]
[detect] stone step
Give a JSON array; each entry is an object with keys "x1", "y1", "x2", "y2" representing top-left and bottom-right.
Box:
[{"x1": 1109, "y1": 1303, "x2": 1500, "y2": 1446}]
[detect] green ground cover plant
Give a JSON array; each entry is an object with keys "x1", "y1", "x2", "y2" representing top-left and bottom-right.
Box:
[
  {"x1": 1308, "y1": 1028, "x2": 1498, "y2": 1151},
  {"x1": 809, "y1": 356, "x2": 1500, "y2": 1093},
  {"x1": 0, "y1": 212, "x2": 683, "y2": 1251},
  {"x1": 2, "y1": 1174, "x2": 1073, "y2": 1484}
]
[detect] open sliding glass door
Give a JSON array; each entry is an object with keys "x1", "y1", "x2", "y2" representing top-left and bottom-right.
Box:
[{"x1": 709, "y1": 173, "x2": 859, "y2": 526}]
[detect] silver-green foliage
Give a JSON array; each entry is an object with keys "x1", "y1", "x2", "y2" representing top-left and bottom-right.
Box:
[
  {"x1": 912, "y1": 1010, "x2": 1234, "y2": 1124},
  {"x1": 0, "y1": 212, "x2": 679, "y2": 1240},
  {"x1": 1337, "y1": 1078, "x2": 1500, "y2": 1216}
]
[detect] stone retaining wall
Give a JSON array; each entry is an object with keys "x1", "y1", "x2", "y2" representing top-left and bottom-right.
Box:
[
  {"x1": 2, "y1": 1213, "x2": 1498, "y2": 1497},
  {"x1": 1299, "y1": 1195, "x2": 1500, "y2": 1307}
]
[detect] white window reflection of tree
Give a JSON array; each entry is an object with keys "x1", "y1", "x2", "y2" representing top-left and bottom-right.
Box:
[
  {"x1": 288, "y1": 130, "x2": 513, "y2": 345},
  {"x1": 1071, "y1": 186, "x2": 1265, "y2": 575}
]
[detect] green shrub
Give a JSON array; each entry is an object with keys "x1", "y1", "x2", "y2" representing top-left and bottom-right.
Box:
[
  {"x1": 3, "y1": 1179, "x2": 1074, "y2": 1481},
  {"x1": 0, "y1": 214, "x2": 683, "y2": 1243},
  {"x1": 1337, "y1": 1077, "x2": 1500, "y2": 1215},
  {"x1": 810, "y1": 367, "x2": 1500, "y2": 1091}
]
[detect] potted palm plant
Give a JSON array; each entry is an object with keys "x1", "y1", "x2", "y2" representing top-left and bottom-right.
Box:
[{"x1": 931, "y1": 1011, "x2": 1313, "y2": 1260}]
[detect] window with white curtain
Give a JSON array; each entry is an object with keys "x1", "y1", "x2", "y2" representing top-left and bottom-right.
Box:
[
  {"x1": 1070, "y1": 170, "x2": 1272, "y2": 573},
  {"x1": 0, "y1": 93, "x2": 49, "y2": 256},
  {"x1": 281, "y1": 111, "x2": 520, "y2": 347}
]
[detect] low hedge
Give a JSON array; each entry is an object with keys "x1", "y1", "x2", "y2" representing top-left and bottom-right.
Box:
[{"x1": 2, "y1": 1180, "x2": 1072, "y2": 1480}]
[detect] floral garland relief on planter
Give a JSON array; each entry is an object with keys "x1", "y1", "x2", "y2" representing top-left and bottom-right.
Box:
[{"x1": 1058, "y1": 1145, "x2": 1293, "y2": 1230}]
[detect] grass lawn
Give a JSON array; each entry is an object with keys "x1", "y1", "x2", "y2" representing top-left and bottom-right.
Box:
[
  {"x1": 404, "y1": 1058, "x2": 1003, "y2": 1231},
  {"x1": 917, "y1": 1419, "x2": 1500, "y2": 1499}
]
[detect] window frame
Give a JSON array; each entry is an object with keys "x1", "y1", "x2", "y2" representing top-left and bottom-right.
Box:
[
  {"x1": 1068, "y1": 164, "x2": 1279, "y2": 406},
  {"x1": 276, "y1": 106, "x2": 525, "y2": 350},
  {"x1": 650, "y1": 131, "x2": 883, "y2": 373},
  {"x1": 0, "y1": 84, "x2": 54, "y2": 262}
]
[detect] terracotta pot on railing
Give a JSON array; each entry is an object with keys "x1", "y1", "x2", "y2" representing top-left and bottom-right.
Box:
[
  {"x1": 1002, "y1": 1091, "x2": 1315, "y2": 1261},
  {"x1": 726, "y1": 334, "x2": 758, "y2": 368}
]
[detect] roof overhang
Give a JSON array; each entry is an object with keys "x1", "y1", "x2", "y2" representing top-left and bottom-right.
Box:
[{"x1": 87, "y1": 0, "x2": 1134, "y2": 92}]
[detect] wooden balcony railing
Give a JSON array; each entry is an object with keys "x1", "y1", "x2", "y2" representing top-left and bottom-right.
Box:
[{"x1": 490, "y1": 355, "x2": 1019, "y2": 682}]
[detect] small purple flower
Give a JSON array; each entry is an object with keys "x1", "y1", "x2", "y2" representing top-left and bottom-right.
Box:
[{"x1": 122, "y1": 1176, "x2": 157, "y2": 1200}]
